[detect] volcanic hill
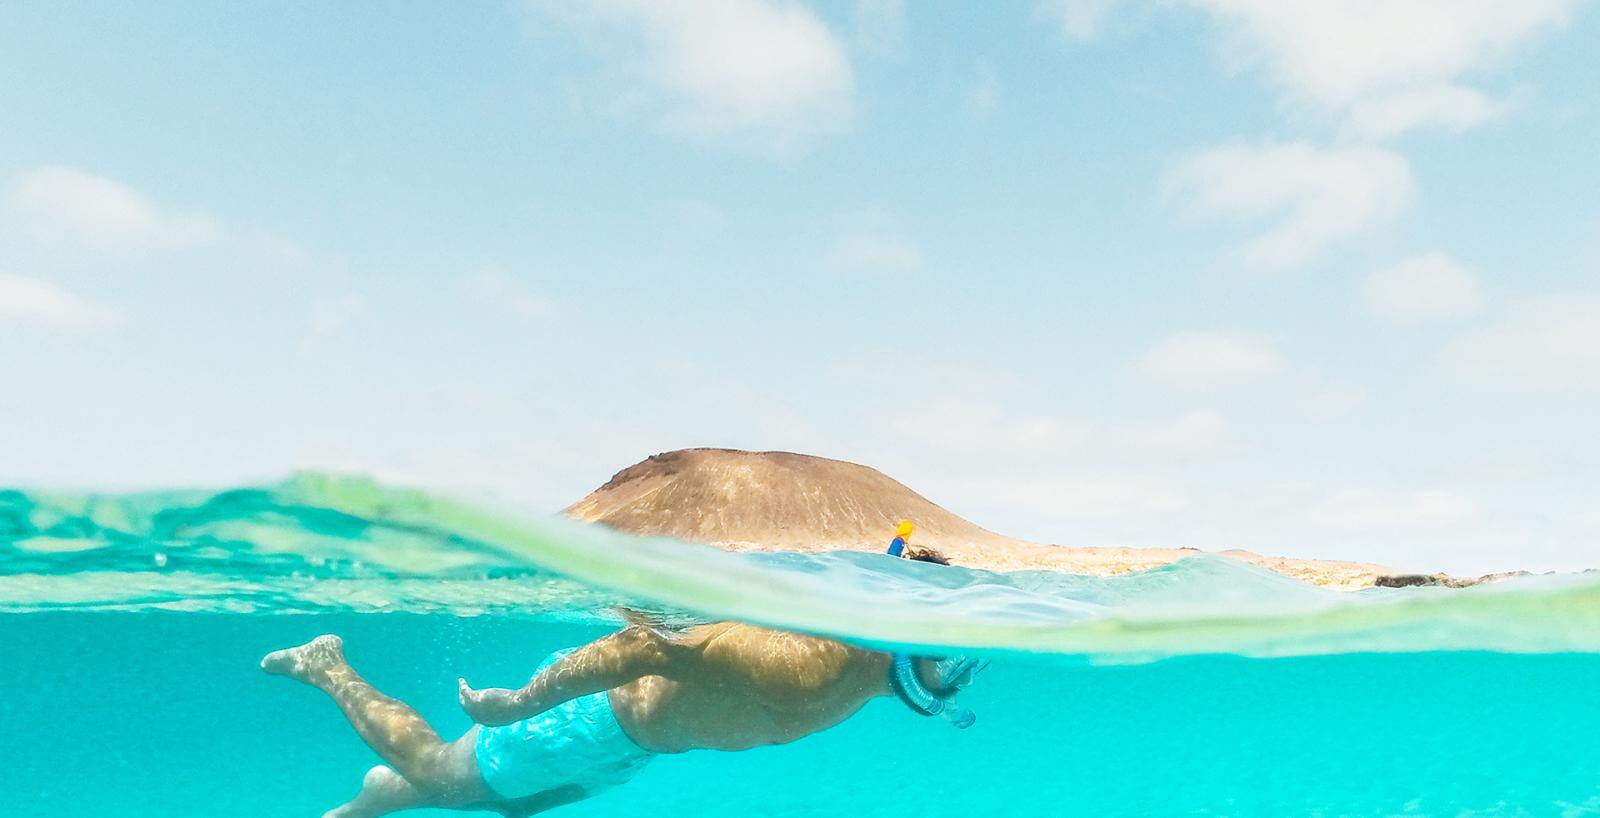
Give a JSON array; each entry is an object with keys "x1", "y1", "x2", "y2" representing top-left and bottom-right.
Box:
[{"x1": 564, "y1": 448, "x2": 1398, "y2": 589}]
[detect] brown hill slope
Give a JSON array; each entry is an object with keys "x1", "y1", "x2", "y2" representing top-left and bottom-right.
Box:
[{"x1": 564, "y1": 448, "x2": 1397, "y2": 589}]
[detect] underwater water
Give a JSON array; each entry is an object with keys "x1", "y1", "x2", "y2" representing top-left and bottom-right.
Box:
[{"x1": 4, "y1": 474, "x2": 1600, "y2": 816}]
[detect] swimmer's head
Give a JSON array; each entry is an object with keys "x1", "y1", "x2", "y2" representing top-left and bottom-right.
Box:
[{"x1": 895, "y1": 520, "x2": 914, "y2": 539}]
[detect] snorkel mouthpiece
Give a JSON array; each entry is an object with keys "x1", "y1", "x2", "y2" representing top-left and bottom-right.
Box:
[{"x1": 942, "y1": 705, "x2": 976, "y2": 730}]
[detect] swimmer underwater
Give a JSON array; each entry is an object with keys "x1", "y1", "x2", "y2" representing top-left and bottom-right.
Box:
[{"x1": 261, "y1": 553, "x2": 986, "y2": 817}]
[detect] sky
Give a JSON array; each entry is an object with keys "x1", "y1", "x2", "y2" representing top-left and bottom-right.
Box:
[{"x1": 2, "y1": 1, "x2": 1599, "y2": 575}]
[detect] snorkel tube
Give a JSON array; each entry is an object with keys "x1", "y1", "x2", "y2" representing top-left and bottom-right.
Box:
[{"x1": 888, "y1": 654, "x2": 982, "y2": 729}]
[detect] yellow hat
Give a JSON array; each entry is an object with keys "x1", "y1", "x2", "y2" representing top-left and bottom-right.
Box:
[{"x1": 895, "y1": 520, "x2": 914, "y2": 538}]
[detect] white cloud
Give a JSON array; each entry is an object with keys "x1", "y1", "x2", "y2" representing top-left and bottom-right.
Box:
[
  {"x1": 656, "y1": 200, "x2": 731, "y2": 257},
  {"x1": 1289, "y1": 378, "x2": 1369, "y2": 422},
  {"x1": 438, "y1": 383, "x2": 528, "y2": 417},
  {"x1": 7, "y1": 166, "x2": 221, "y2": 248},
  {"x1": 533, "y1": 0, "x2": 855, "y2": 153},
  {"x1": 852, "y1": 0, "x2": 906, "y2": 54},
  {"x1": 295, "y1": 414, "x2": 672, "y2": 514},
  {"x1": 1187, "y1": 0, "x2": 1579, "y2": 136},
  {"x1": 965, "y1": 474, "x2": 1191, "y2": 521},
  {"x1": 299, "y1": 293, "x2": 370, "y2": 354},
  {"x1": 1362, "y1": 252, "x2": 1483, "y2": 319},
  {"x1": 828, "y1": 233, "x2": 924, "y2": 274},
  {"x1": 0, "y1": 272, "x2": 123, "y2": 332},
  {"x1": 1135, "y1": 331, "x2": 1284, "y2": 392},
  {"x1": 830, "y1": 354, "x2": 1019, "y2": 405},
  {"x1": 1344, "y1": 84, "x2": 1504, "y2": 139},
  {"x1": 1166, "y1": 142, "x2": 1414, "y2": 266},
  {"x1": 1443, "y1": 294, "x2": 1600, "y2": 394},
  {"x1": 465, "y1": 268, "x2": 550, "y2": 319},
  {"x1": 1308, "y1": 487, "x2": 1477, "y2": 531},
  {"x1": 1122, "y1": 409, "x2": 1233, "y2": 454},
  {"x1": 874, "y1": 399, "x2": 1091, "y2": 457},
  {"x1": 968, "y1": 62, "x2": 998, "y2": 115},
  {"x1": 1037, "y1": 0, "x2": 1120, "y2": 41}
]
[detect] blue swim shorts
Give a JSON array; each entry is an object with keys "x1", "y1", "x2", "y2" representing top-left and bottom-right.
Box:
[{"x1": 474, "y1": 649, "x2": 655, "y2": 800}]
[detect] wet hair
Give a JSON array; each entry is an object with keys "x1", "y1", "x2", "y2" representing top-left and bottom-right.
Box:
[{"x1": 905, "y1": 549, "x2": 950, "y2": 566}]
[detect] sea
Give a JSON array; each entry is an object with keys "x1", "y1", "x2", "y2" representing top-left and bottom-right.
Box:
[{"x1": 3, "y1": 473, "x2": 1597, "y2": 817}]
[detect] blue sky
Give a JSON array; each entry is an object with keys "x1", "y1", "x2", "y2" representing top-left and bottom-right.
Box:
[{"x1": 3, "y1": 1, "x2": 1598, "y2": 574}]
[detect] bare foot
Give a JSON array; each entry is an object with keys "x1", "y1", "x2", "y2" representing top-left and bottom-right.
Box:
[
  {"x1": 458, "y1": 678, "x2": 528, "y2": 726},
  {"x1": 261, "y1": 634, "x2": 345, "y2": 684}
]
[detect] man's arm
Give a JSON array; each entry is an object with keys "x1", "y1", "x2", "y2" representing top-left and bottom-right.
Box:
[{"x1": 458, "y1": 625, "x2": 690, "y2": 726}]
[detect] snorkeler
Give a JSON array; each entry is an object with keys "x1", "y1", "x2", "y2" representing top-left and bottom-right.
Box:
[
  {"x1": 886, "y1": 519, "x2": 914, "y2": 557},
  {"x1": 262, "y1": 620, "x2": 985, "y2": 818},
  {"x1": 887, "y1": 520, "x2": 952, "y2": 565}
]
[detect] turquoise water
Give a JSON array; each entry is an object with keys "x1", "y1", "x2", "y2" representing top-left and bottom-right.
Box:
[{"x1": 4, "y1": 474, "x2": 1600, "y2": 816}]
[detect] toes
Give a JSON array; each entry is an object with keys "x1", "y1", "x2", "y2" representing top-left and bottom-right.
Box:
[{"x1": 260, "y1": 647, "x2": 294, "y2": 676}]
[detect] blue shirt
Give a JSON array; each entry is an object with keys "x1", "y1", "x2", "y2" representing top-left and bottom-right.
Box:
[{"x1": 887, "y1": 536, "x2": 907, "y2": 557}]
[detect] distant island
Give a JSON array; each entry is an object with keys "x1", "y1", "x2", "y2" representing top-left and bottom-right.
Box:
[{"x1": 563, "y1": 448, "x2": 1449, "y2": 591}]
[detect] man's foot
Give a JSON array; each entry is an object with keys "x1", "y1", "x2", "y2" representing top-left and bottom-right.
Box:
[
  {"x1": 458, "y1": 679, "x2": 530, "y2": 726},
  {"x1": 261, "y1": 634, "x2": 345, "y2": 684}
]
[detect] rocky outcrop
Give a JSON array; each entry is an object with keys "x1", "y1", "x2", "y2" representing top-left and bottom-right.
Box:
[{"x1": 1375, "y1": 571, "x2": 1530, "y2": 588}]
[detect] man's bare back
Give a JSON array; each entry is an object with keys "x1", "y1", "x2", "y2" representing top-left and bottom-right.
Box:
[{"x1": 462, "y1": 621, "x2": 894, "y2": 753}]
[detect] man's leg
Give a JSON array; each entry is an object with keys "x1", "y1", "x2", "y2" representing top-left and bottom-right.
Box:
[
  {"x1": 261, "y1": 635, "x2": 495, "y2": 806},
  {"x1": 457, "y1": 624, "x2": 694, "y2": 726}
]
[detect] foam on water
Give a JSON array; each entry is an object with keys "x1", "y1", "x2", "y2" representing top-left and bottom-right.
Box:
[{"x1": 4, "y1": 472, "x2": 1598, "y2": 661}]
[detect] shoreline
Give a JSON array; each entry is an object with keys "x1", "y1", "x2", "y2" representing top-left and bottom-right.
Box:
[{"x1": 715, "y1": 537, "x2": 1401, "y2": 591}]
